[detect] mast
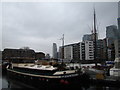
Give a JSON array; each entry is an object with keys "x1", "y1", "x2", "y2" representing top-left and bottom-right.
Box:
[{"x1": 93, "y1": 7, "x2": 97, "y2": 66}]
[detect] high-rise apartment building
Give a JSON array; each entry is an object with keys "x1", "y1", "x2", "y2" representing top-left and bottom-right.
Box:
[
  {"x1": 72, "y1": 43, "x2": 80, "y2": 61},
  {"x1": 96, "y1": 40, "x2": 104, "y2": 61},
  {"x1": 118, "y1": 18, "x2": 120, "y2": 39},
  {"x1": 114, "y1": 39, "x2": 120, "y2": 58},
  {"x1": 106, "y1": 25, "x2": 118, "y2": 46},
  {"x1": 80, "y1": 42, "x2": 85, "y2": 60},
  {"x1": 118, "y1": 18, "x2": 120, "y2": 31},
  {"x1": 84, "y1": 41, "x2": 94, "y2": 60},
  {"x1": 61, "y1": 43, "x2": 80, "y2": 61},
  {"x1": 60, "y1": 41, "x2": 94, "y2": 61},
  {"x1": 106, "y1": 25, "x2": 118, "y2": 61},
  {"x1": 64, "y1": 45, "x2": 73, "y2": 60},
  {"x1": 52, "y1": 43, "x2": 57, "y2": 59}
]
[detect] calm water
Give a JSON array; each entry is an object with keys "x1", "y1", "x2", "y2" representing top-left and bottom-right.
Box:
[
  {"x1": 2, "y1": 74, "x2": 38, "y2": 89},
  {"x1": 1, "y1": 73, "x2": 120, "y2": 90}
]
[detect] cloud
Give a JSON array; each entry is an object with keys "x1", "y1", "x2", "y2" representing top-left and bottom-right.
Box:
[{"x1": 2, "y1": 2, "x2": 118, "y2": 56}]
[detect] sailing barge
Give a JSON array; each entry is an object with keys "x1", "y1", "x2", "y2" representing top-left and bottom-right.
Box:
[{"x1": 6, "y1": 62, "x2": 90, "y2": 88}]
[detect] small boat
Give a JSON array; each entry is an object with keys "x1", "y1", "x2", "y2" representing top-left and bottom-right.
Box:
[{"x1": 6, "y1": 62, "x2": 90, "y2": 88}]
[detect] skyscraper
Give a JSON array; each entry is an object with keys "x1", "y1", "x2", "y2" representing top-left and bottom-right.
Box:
[
  {"x1": 106, "y1": 25, "x2": 118, "y2": 61},
  {"x1": 106, "y1": 25, "x2": 118, "y2": 46},
  {"x1": 118, "y1": 18, "x2": 120, "y2": 38},
  {"x1": 118, "y1": 18, "x2": 120, "y2": 30},
  {"x1": 106, "y1": 25, "x2": 118, "y2": 39},
  {"x1": 52, "y1": 43, "x2": 57, "y2": 59},
  {"x1": 114, "y1": 39, "x2": 120, "y2": 58}
]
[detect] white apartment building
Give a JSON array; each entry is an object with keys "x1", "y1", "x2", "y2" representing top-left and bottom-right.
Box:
[
  {"x1": 84, "y1": 41, "x2": 94, "y2": 60},
  {"x1": 80, "y1": 42, "x2": 85, "y2": 60},
  {"x1": 64, "y1": 45, "x2": 73, "y2": 60},
  {"x1": 59, "y1": 41, "x2": 94, "y2": 61}
]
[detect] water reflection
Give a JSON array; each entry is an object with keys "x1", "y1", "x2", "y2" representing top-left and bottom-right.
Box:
[{"x1": 2, "y1": 74, "x2": 38, "y2": 89}]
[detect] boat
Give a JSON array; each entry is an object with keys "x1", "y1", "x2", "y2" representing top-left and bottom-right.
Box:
[
  {"x1": 6, "y1": 61, "x2": 90, "y2": 88},
  {"x1": 110, "y1": 57, "x2": 120, "y2": 77}
]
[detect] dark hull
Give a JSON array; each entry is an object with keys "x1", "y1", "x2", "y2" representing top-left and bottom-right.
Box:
[{"x1": 7, "y1": 69, "x2": 90, "y2": 89}]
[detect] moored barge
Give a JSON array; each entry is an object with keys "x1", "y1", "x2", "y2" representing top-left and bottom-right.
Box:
[{"x1": 7, "y1": 63, "x2": 90, "y2": 88}]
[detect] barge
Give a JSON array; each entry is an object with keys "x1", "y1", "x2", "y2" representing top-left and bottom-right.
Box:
[{"x1": 7, "y1": 62, "x2": 90, "y2": 88}]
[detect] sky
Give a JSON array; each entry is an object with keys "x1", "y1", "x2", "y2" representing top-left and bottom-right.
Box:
[{"x1": 1, "y1": 2, "x2": 118, "y2": 56}]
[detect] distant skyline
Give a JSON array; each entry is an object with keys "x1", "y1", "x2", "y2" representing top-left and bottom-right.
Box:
[{"x1": 2, "y1": 2, "x2": 118, "y2": 56}]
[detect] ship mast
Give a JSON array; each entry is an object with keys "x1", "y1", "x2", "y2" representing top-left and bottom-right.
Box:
[{"x1": 93, "y1": 8, "x2": 97, "y2": 66}]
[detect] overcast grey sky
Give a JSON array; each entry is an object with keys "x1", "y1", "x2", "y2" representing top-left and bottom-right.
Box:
[{"x1": 2, "y1": 2, "x2": 118, "y2": 56}]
